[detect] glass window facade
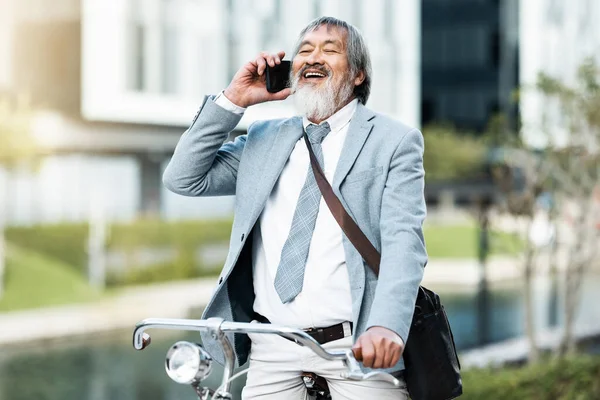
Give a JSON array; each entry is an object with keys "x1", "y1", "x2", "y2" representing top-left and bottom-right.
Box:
[{"x1": 421, "y1": 0, "x2": 519, "y2": 133}]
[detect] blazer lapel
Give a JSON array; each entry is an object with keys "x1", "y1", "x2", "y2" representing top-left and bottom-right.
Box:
[
  {"x1": 246, "y1": 117, "x2": 304, "y2": 229},
  {"x1": 332, "y1": 103, "x2": 376, "y2": 190}
]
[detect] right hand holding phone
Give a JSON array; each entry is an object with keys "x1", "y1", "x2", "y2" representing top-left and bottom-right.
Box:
[{"x1": 223, "y1": 51, "x2": 292, "y2": 108}]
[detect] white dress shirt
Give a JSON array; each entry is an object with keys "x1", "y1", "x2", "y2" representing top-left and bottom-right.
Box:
[{"x1": 215, "y1": 92, "x2": 357, "y2": 329}]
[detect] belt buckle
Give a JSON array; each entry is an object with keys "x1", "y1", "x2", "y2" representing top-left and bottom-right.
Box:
[{"x1": 342, "y1": 321, "x2": 352, "y2": 337}]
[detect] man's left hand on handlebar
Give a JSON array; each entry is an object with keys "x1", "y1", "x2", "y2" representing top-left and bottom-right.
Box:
[{"x1": 351, "y1": 326, "x2": 405, "y2": 369}]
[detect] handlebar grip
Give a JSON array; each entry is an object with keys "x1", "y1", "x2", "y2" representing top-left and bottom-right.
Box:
[
  {"x1": 351, "y1": 347, "x2": 363, "y2": 361},
  {"x1": 141, "y1": 333, "x2": 152, "y2": 349}
]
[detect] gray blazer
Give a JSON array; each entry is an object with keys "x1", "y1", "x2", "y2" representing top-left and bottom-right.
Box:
[{"x1": 163, "y1": 96, "x2": 428, "y2": 371}]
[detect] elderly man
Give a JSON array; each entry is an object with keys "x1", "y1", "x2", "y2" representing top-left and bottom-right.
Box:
[{"x1": 163, "y1": 16, "x2": 427, "y2": 400}]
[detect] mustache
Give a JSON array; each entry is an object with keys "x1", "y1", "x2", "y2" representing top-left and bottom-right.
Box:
[{"x1": 295, "y1": 64, "x2": 331, "y2": 79}]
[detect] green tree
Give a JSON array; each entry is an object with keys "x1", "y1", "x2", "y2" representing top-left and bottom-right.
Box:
[
  {"x1": 490, "y1": 57, "x2": 600, "y2": 361},
  {"x1": 422, "y1": 124, "x2": 487, "y2": 183},
  {"x1": 535, "y1": 59, "x2": 600, "y2": 357}
]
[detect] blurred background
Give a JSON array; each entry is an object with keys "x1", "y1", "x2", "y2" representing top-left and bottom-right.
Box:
[{"x1": 0, "y1": 0, "x2": 599, "y2": 399}]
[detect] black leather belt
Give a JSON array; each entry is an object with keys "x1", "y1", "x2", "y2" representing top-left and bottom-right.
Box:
[{"x1": 253, "y1": 313, "x2": 353, "y2": 345}]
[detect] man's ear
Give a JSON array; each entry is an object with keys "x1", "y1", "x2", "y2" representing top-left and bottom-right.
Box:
[{"x1": 354, "y1": 70, "x2": 365, "y2": 87}]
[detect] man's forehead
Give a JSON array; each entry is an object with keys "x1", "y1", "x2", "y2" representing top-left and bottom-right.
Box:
[{"x1": 300, "y1": 24, "x2": 347, "y2": 46}]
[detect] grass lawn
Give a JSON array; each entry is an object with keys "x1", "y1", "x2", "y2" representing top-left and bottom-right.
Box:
[
  {"x1": 0, "y1": 245, "x2": 102, "y2": 312},
  {"x1": 424, "y1": 223, "x2": 523, "y2": 259},
  {"x1": 0, "y1": 222, "x2": 522, "y2": 312},
  {"x1": 461, "y1": 355, "x2": 600, "y2": 399}
]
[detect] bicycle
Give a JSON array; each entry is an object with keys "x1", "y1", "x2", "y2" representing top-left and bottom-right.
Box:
[{"x1": 133, "y1": 317, "x2": 403, "y2": 400}]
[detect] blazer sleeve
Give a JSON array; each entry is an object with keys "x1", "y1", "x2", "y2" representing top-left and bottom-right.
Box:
[
  {"x1": 366, "y1": 128, "x2": 428, "y2": 344},
  {"x1": 162, "y1": 95, "x2": 246, "y2": 197}
]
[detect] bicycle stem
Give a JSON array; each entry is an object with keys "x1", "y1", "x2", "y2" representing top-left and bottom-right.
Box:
[{"x1": 206, "y1": 318, "x2": 235, "y2": 399}]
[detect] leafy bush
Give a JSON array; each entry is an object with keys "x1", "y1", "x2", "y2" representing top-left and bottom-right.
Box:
[
  {"x1": 108, "y1": 218, "x2": 233, "y2": 248},
  {"x1": 7, "y1": 218, "x2": 525, "y2": 287},
  {"x1": 6, "y1": 218, "x2": 233, "y2": 286},
  {"x1": 422, "y1": 124, "x2": 488, "y2": 183},
  {"x1": 104, "y1": 247, "x2": 223, "y2": 287},
  {"x1": 6, "y1": 223, "x2": 88, "y2": 274},
  {"x1": 461, "y1": 355, "x2": 600, "y2": 399}
]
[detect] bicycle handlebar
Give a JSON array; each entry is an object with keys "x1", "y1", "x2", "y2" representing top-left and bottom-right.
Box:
[
  {"x1": 133, "y1": 317, "x2": 347, "y2": 360},
  {"x1": 133, "y1": 317, "x2": 401, "y2": 398}
]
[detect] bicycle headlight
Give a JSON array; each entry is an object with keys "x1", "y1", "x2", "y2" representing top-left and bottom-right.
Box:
[{"x1": 165, "y1": 341, "x2": 212, "y2": 384}]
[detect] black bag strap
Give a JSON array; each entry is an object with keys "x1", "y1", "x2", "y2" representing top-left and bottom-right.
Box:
[{"x1": 303, "y1": 133, "x2": 381, "y2": 276}]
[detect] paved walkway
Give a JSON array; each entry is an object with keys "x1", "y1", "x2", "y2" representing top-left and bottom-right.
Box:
[
  {"x1": 422, "y1": 257, "x2": 520, "y2": 286},
  {"x1": 0, "y1": 257, "x2": 525, "y2": 346},
  {"x1": 0, "y1": 277, "x2": 217, "y2": 346},
  {"x1": 460, "y1": 321, "x2": 600, "y2": 369}
]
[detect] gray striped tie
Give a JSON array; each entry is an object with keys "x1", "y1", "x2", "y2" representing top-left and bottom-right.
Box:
[{"x1": 274, "y1": 122, "x2": 331, "y2": 303}]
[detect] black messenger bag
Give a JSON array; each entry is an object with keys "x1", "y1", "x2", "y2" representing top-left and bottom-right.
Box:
[
  {"x1": 402, "y1": 286, "x2": 463, "y2": 399},
  {"x1": 304, "y1": 134, "x2": 463, "y2": 400}
]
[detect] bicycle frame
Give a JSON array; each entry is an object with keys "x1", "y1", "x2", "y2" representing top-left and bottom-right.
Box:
[{"x1": 133, "y1": 317, "x2": 401, "y2": 399}]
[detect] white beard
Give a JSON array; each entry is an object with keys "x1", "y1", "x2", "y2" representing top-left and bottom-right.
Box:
[{"x1": 291, "y1": 73, "x2": 355, "y2": 121}]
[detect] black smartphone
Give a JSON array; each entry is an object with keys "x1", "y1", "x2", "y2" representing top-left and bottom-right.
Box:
[{"x1": 266, "y1": 60, "x2": 291, "y2": 93}]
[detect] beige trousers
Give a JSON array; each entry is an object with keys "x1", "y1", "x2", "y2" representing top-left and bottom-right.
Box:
[{"x1": 241, "y1": 324, "x2": 409, "y2": 400}]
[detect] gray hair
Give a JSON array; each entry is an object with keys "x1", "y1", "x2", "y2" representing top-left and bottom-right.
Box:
[{"x1": 291, "y1": 17, "x2": 372, "y2": 105}]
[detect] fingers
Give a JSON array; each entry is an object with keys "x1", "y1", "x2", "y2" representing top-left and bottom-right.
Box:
[
  {"x1": 359, "y1": 337, "x2": 376, "y2": 368},
  {"x1": 375, "y1": 338, "x2": 402, "y2": 369},
  {"x1": 265, "y1": 51, "x2": 284, "y2": 65},
  {"x1": 384, "y1": 343, "x2": 399, "y2": 369},
  {"x1": 372, "y1": 337, "x2": 387, "y2": 369},
  {"x1": 254, "y1": 51, "x2": 286, "y2": 76},
  {"x1": 255, "y1": 55, "x2": 268, "y2": 76},
  {"x1": 352, "y1": 338, "x2": 363, "y2": 361},
  {"x1": 390, "y1": 347, "x2": 402, "y2": 367},
  {"x1": 228, "y1": 51, "x2": 288, "y2": 107},
  {"x1": 354, "y1": 334, "x2": 403, "y2": 369}
]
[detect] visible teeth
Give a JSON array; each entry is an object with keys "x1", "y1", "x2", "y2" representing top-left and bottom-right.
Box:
[{"x1": 305, "y1": 72, "x2": 326, "y2": 78}]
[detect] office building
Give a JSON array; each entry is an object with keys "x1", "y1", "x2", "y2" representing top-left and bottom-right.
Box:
[
  {"x1": 520, "y1": 0, "x2": 600, "y2": 148},
  {"x1": 421, "y1": 0, "x2": 519, "y2": 133},
  {"x1": 0, "y1": 0, "x2": 421, "y2": 225}
]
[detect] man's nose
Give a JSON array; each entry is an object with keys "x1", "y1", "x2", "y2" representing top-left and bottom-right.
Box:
[{"x1": 305, "y1": 49, "x2": 324, "y2": 65}]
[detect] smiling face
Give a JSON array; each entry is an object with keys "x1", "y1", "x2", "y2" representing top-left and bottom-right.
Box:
[{"x1": 290, "y1": 24, "x2": 365, "y2": 123}]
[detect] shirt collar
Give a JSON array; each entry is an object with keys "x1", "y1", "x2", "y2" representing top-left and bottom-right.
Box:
[{"x1": 302, "y1": 98, "x2": 358, "y2": 133}]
